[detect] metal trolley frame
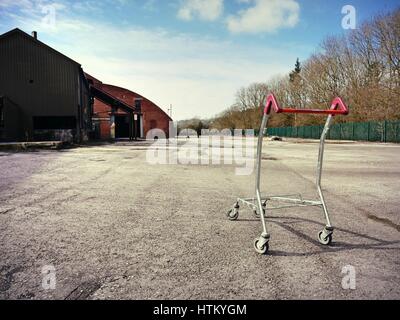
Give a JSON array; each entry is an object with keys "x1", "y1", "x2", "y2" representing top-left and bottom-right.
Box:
[{"x1": 227, "y1": 93, "x2": 349, "y2": 254}]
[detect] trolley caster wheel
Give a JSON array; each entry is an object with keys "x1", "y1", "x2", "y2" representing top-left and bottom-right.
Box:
[
  {"x1": 318, "y1": 230, "x2": 333, "y2": 245},
  {"x1": 254, "y1": 238, "x2": 269, "y2": 255},
  {"x1": 253, "y1": 208, "x2": 266, "y2": 218},
  {"x1": 227, "y1": 209, "x2": 239, "y2": 221}
]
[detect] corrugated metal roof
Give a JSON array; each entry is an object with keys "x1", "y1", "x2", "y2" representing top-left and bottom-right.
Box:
[{"x1": 0, "y1": 28, "x2": 81, "y2": 67}]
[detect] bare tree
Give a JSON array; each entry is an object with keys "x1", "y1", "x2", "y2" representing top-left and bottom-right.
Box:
[{"x1": 205, "y1": 8, "x2": 400, "y2": 131}]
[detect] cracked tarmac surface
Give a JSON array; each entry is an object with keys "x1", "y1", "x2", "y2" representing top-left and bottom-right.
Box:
[{"x1": 0, "y1": 139, "x2": 399, "y2": 299}]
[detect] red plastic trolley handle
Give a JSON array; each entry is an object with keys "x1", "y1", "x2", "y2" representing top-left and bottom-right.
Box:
[{"x1": 264, "y1": 93, "x2": 349, "y2": 116}]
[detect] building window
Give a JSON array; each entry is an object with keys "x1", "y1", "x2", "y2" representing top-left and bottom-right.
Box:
[
  {"x1": 33, "y1": 116, "x2": 76, "y2": 130},
  {"x1": 0, "y1": 97, "x2": 4, "y2": 128}
]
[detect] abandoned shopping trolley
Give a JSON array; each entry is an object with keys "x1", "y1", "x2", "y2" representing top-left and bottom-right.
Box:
[{"x1": 227, "y1": 93, "x2": 349, "y2": 254}]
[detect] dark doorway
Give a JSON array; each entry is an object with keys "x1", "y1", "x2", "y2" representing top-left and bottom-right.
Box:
[{"x1": 115, "y1": 115, "x2": 130, "y2": 138}]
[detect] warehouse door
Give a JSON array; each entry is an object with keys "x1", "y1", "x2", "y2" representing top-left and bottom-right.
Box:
[{"x1": 115, "y1": 115, "x2": 130, "y2": 138}]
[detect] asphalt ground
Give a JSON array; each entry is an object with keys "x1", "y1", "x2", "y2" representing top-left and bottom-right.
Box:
[{"x1": 0, "y1": 138, "x2": 399, "y2": 299}]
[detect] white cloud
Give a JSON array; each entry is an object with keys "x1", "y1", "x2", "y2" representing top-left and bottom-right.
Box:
[
  {"x1": 0, "y1": 0, "x2": 32, "y2": 8},
  {"x1": 227, "y1": 0, "x2": 300, "y2": 34},
  {"x1": 0, "y1": 1, "x2": 307, "y2": 120},
  {"x1": 178, "y1": 0, "x2": 223, "y2": 21},
  {"x1": 0, "y1": 0, "x2": 65, "y2": 11},
  {"x1": 58, "y1": 23, "x2": 294, "y2": 120},
  {"x1": 0, "y1": 0, "x2": 67, "y2": 24}
]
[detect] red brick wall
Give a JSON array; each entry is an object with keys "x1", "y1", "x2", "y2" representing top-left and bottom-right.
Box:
[
  {"x1": 92, "y1": 83, "x2": 172, "y2": 139},
  {"x1": 99, "y1": 118, "x2": 110, "y2": 140},
  {"x1": 92, "y1": 99, "x2": 111, "y2": 140}
]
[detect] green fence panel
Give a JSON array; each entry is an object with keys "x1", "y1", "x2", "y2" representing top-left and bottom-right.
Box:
[
  {"x1": 340, "y1": 122, "x2": 354, "y2": 141},
  {"x1": 293, "y1": 126, "x2": 298, "y2": 138},
  {"x1": 303, "y1": 126, "x2": 308, "y2": 138},
  {"x1": 304, "y1": 126, "x2": 312, "y2": 139},
  {"x1": 311, "y1": 126, "x2": 319, "y2": 139},
  {"x1": 353, "y1": 122, "x2": 368, "y2": 141},
  {"x1": 369, "y1": 121, "x2": 384, "y2": 142},
  {"x1": 285, "y1": 127, "x2": 290, "y2": 137},
  {"x1": 297, "y1": 126, "x2": 303, "y2": 138},
  {"x1": 310, "y1": 126, "x2": 315, "y2": 139},
  {"x1": 302, "y1": 126, "x2": 307, "y2": 138},
  {"x1": 268, "y1": 120, "x2": 400, "y2": 143},
  {"x1": 292, "y1": 126, "x2": 297, "y2": 138},
  {"x1": 386, "y1": 121, "x2": 400, "y2": 143},
  {"x1": 330, "y1": 124, "x2": 341, "y2": 140},
  {"x1": 308, "y1": 126, "x2": 313, "y2": 138}
]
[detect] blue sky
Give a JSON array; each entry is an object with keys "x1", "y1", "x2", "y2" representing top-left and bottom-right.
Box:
[{"x1": 0, "y1": 0, "x2": 398, "y2": 120}]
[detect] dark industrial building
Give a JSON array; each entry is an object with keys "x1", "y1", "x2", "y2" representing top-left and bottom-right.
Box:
[
  {"x1": 0, "y1": 28, "x2": 172, "y2": 143},
  {"x1": 0, "y1": 28, "x2": 92, "y2": 142},
  {"x1": 86, "y1": 74, "x2": 172, "y2": 140}
]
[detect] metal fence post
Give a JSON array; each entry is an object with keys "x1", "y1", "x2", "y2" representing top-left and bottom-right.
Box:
[{"x1": 384, "y1": 120, "x2": 387, "y2": 143}]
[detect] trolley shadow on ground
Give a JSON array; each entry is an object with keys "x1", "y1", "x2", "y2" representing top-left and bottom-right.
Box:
[{"x1": 236, "y1": 215, "x2": 400, "y2": 257}]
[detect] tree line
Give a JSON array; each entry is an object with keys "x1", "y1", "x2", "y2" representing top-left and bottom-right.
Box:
[{"x1": 180, "y1": 8, "x2": 400, "y2": 133}]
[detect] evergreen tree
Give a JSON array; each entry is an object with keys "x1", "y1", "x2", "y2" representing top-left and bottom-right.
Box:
[
  {"x1": 289, "y1": 58, "x2": 301, "y2": 82},
  {"x1": 294, "y1": 58, "x2": 301, "y2": 73}
]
